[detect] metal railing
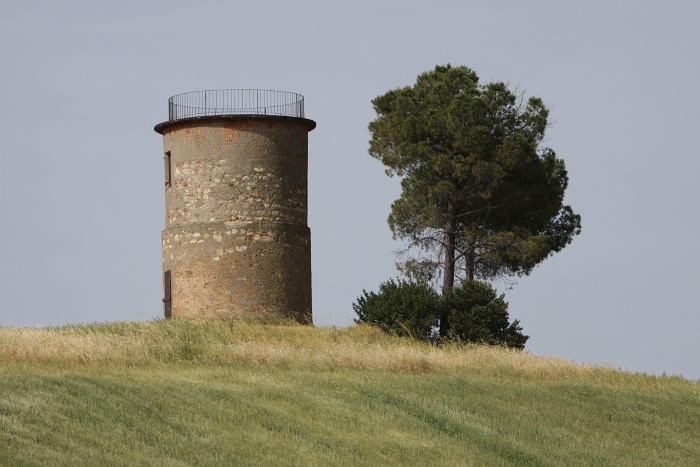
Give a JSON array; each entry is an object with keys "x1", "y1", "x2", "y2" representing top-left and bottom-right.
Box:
[{"x1": 167, "y1": 89, "x2": 305, "y2": 121}]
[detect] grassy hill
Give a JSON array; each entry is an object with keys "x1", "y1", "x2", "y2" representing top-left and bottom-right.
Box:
[{"x1": 1, "y1": 319, "x2": 698, "y2": 466}]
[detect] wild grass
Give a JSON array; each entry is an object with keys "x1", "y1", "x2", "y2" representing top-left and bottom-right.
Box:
[
  {"x1": 1, "y1": 319, "x2": 698, "y2": 466},
  {"x1": 0, "y1": 318, "x2": 681, "y2": 382}
]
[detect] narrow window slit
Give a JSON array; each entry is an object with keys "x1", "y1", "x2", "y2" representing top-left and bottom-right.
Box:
[{"x1": 164, "y1": 151, "x2": 172, "y2": 188}]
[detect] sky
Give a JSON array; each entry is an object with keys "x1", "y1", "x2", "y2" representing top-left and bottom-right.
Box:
[{"x1": 1, "y1": 1, "x2": 698, "y2": 380}]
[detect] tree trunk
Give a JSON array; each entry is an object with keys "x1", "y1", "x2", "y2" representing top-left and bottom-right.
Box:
[
  {"x1": 440, "y1": 198, "x2": 457, "y2": 339},
  {"x1": 466, "y1": 235, "x2": 475, "y2": 282}
]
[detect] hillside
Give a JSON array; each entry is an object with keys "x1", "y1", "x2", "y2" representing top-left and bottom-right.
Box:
[{"x1": 1, "y1": 319, "x2": 698, "y2": 466}]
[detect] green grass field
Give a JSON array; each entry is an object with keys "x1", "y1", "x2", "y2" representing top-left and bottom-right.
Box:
[{"x1": 1, "y1": 319, "x2": 698, "y2": 466}]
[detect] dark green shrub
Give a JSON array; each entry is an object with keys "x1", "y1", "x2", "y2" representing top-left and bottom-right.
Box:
[
  {"x1": 353, "y1": 279, "x2": 438, "y2": 340},
  {"x1": 353, "y1": 279, "x2": 528, "y2": 349},
  {"x1": 443, "y1": 281, "x2": 528, "y2": 349}
]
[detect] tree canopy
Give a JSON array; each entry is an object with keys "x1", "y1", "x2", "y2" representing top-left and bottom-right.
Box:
[{"x1": 369, "y1": 64, "x2": 581, "y2": 295}]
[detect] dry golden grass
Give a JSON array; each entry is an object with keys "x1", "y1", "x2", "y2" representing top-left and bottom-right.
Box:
[
  {"x1": 0, "y1": 319, "x2": 694, "y2": 391},
  {"x1": 2, "y1": 319, "x2": 698, "y2": 466}
]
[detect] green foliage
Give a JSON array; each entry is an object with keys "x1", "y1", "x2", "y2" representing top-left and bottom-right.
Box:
[
  {"x1": 443, "y1": 281, "x2": 528, "y2": 349},
  {"x1": 354, "y1": 279, "x2": 528, "y2": 348},
  {"x1": 369, "y1": 64, "x2": 581, "y2": 287},
  {"x1": 353, "y1": 279, "x2": 438, "y2": 340}
]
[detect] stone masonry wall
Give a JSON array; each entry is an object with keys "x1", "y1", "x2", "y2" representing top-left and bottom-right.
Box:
[{"x1": 157, "y1": 116, "x2": 314, "y2": 322}]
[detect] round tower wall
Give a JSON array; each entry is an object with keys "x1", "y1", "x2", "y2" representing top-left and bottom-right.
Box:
[
  {"x1": 158, "y1": 116, "x2": 314, "y2": 322},
  {"x1": 163, "y1": 118, "x2": 310, "y2": 227}
]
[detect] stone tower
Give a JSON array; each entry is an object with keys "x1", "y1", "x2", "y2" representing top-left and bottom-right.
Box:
[{"x1": 155, "y1": 89, "x2": 315, "y2": 323}]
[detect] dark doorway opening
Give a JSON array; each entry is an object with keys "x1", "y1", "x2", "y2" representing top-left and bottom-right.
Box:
[{"x1": 163, "y1": 270, "x2": 172, "y2": 319}]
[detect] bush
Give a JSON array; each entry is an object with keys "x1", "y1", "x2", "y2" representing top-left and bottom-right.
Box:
[
  {"x1": 353, "y1": 279, "x2": 528, "y2": 349},
  {"x1": 353, "y1": 279, "x2": 438, "y2": 340},
  {"x1": 443, "y1": 281, "x2": 528, "y2": 349}
]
